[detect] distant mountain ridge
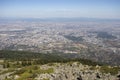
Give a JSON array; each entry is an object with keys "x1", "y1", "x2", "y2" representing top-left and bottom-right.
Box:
[{"x1": 0, "y1": 17, "x2": 120, "y2": 22}]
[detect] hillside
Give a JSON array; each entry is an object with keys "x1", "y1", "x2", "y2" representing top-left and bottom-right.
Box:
[{"x1": 0, "y1": 50, "x2": 120, "y2": 80}]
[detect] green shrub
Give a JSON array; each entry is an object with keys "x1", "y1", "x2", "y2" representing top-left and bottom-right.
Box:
[{"x1": 100, "y1": 66, "x2": 120, "y2": 75}]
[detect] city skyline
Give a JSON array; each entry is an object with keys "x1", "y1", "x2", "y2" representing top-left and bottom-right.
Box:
[{"x1": 0, "y1": 0, "x2": 120, "y2": 19}]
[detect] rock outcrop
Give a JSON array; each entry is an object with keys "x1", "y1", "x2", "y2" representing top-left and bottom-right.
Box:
[{"x1": 35, "y1": 62, "x2": 119, "y2": 80}]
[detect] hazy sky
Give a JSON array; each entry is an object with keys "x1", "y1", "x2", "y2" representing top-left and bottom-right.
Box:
[{"x1": 0, "y1": 0, "x2": 120, "y2": 19}]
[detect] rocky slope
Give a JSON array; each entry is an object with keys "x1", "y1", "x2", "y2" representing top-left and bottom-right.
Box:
[
  {"x1": 0, "y1": 62, "x2": 120, "y2": 80},
  {"x1": 35, "y1": 62, "x2": 120, "y2": 80}
]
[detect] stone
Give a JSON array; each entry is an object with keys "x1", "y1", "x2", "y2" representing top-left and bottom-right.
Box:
[
  {"x1": 96, "y1": 73, "x2": 101, "y2": 78},
  {"x1": 77, "y1": 75, "x2": 82, "y2": 80}
]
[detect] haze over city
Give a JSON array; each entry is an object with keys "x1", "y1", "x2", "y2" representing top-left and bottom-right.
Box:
[{"x1": 0, "y1": 0, "x2": 120, "y2": 80}]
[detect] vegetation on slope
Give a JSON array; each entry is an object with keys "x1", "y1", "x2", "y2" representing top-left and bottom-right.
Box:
[
  {"x1": 0, "y1": 50, "x2": 102, "y2": 67},
  {"x1": 0, "y1": 50, "x2": 119, "y2": 79}
]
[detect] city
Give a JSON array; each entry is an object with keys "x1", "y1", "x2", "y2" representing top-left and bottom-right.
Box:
[{"x1": 0, "y1": 0, "x2": 120, "y2": 80}]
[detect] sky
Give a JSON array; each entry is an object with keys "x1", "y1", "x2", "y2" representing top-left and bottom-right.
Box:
[{"x1": 0, "y1": 0, "x2": 120, "y2": 19}]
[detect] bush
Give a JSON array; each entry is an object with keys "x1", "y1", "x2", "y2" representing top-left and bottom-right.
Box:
[{"x1": 100, "y1": 66, "x2": 120, "y2": 75}]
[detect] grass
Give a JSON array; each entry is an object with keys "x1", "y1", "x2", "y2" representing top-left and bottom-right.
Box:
[
  {"x1": 47, "y1": 63, "x2": 56, "y2": 66},
  {"x1": 17, "y1": 72, "x2": 31, "y2": 80},
  {"x1": 100, "y1": 66, "x2": 120, "y2": 75},
  {"x1": 0, "y1": 68, "x2": 15, "y2": 75},
  {"x1": 42, "y1": 78, "x2": 49, "y2": 80},
  {"x1": 14, "y1": 65, "x2": 54, "y2": 80},
  {"x1": 38, "y1": 68, "x2": 54, "y2": 74}
]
